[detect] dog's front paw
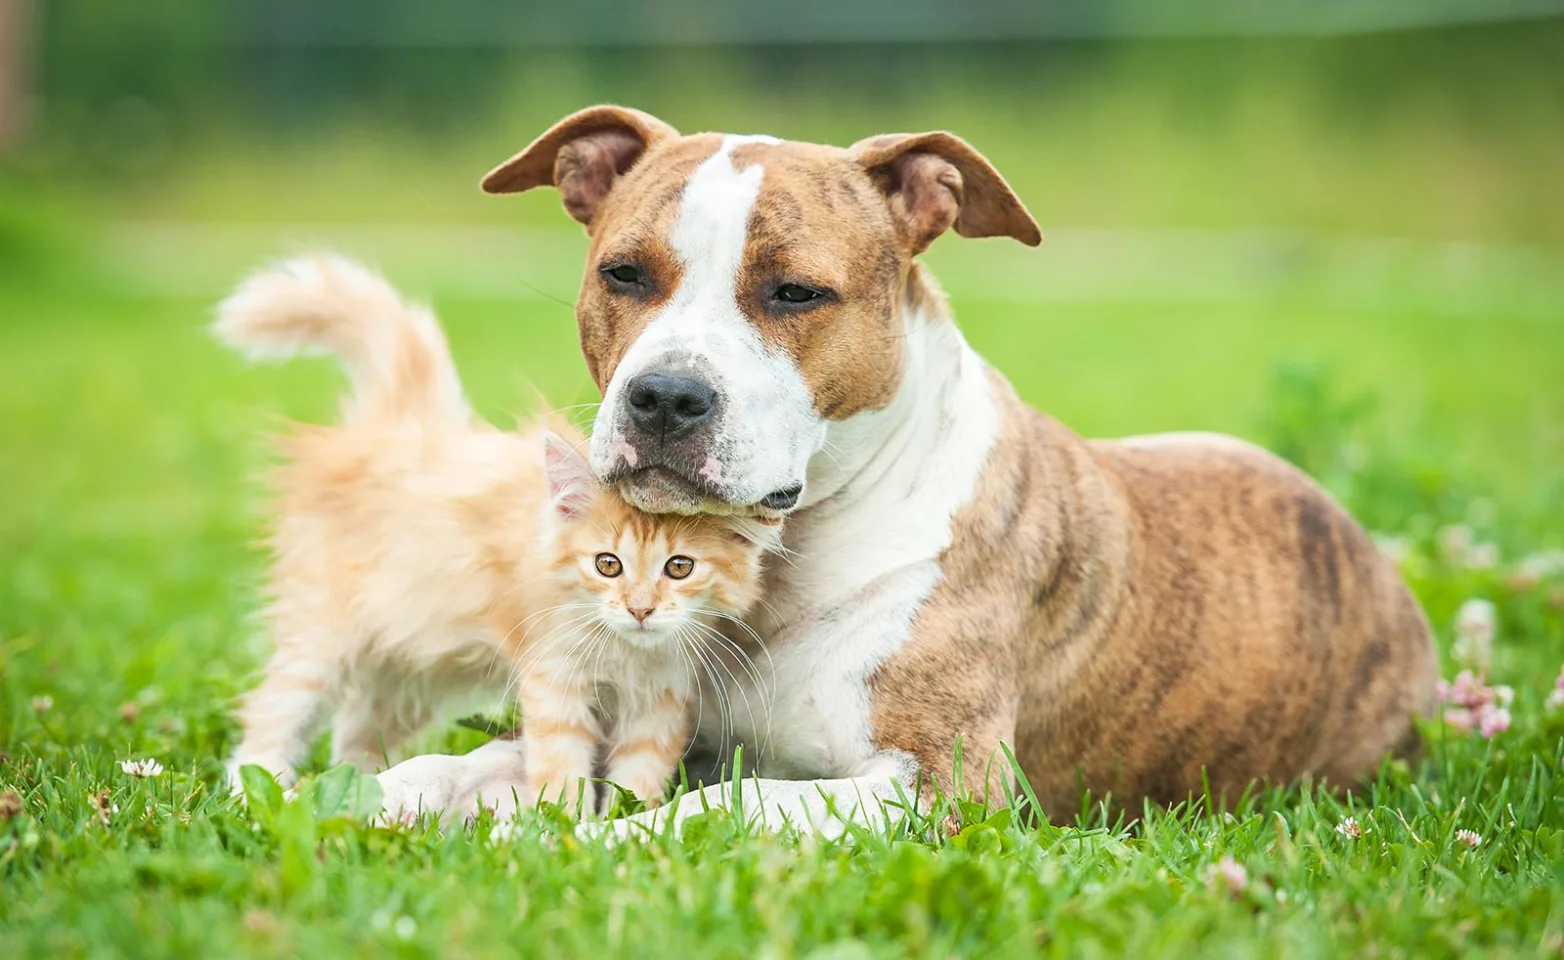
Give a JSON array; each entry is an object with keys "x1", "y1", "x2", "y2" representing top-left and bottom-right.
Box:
[
  {"x1": 375, "y1": 754, "x2": 463, "y2": 825},
  {"x1": 374, "y1": 740, "x2": 533, "y2": 826}
]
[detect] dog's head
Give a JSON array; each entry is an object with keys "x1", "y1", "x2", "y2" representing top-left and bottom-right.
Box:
[{"x1": 483, "y1": 105, "x2": 1040, "y2": 517}]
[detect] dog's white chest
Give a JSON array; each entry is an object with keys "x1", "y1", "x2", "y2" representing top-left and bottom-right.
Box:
[
  {"x1": 697, "y1": 560, "x2": 943, "y2": 779},
  {"x1": 737, "y1": 634, "x2": 874, "y2": 778}
]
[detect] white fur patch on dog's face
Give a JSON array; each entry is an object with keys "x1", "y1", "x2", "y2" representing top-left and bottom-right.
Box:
[{"x1": 591, "y1": 136, "x2": 827, "y2": 515}]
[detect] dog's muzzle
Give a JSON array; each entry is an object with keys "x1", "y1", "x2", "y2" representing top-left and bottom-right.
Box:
[{"x1": 600, "y1": 366, "x2": 802, "y2": 516}]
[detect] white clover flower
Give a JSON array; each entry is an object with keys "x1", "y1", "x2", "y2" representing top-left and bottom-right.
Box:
[
  {"x1": 1209, "y1": 856, "x2": 1249, "y2": 895},
  {"x1": 119, "y1": 758, "x2": 164, "y2": 778},
  {"x1": 1335, "y1": 817, "x2": 1364, "y2": 840},
  {"x1": 488, "y1": 819, "x2": 519, "y2": 844},
  {"x1": 1454, "y1": 829, "x2": 1483, "y2": 848},
  {"x1": 1452, "y1": 599, "x2": 1496, "y2": 675},
  {"x1": 1511, "y1": 549, "x2": 1564, "y2": 591},
  {"x1": 1477, "y1": 706, "x2": 1511, "y2": 738},
  {"x1": 32, "y1": 695, "x2": 53, "y2": 714},
  {"x1": 1437, "y1": 524, "x2": 1475, "y2": 564},
  {"x1": 1465, "y1": 542, "x2": 1501, "y2": 571},
  {"x1": 1372, "y1": 534, "x2": 1411, "y2": 566}
]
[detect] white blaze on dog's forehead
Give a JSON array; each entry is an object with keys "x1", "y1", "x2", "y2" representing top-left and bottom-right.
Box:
[
  {"x1": 669, "y1": 135, "x2": 776, "y2": 304},
  {"x1": 592, "y1": 134, "x2": 825, "y2": 504}
]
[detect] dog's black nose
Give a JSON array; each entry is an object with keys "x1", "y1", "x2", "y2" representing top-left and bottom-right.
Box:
[{"x1": 626, "y1": 372, "x2": 717, "y2": 439}]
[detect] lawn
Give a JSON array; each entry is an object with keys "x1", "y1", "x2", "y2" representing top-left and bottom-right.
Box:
[{"x1": 4, "y1": 23, "x2": 1564, "y2": 956}]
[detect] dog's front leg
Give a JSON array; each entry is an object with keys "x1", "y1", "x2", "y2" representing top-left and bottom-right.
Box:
[
  {"x1": 376, "y1": 736, "x2": 533, "y2": 824},
  {"x1": 589, "y1": 754, "x2": 913, "y2": 842}
]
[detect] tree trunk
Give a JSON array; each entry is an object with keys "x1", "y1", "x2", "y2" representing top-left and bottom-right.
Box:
[{"x1": 0, "y1": 0, "x2": 32, "y2": 151}]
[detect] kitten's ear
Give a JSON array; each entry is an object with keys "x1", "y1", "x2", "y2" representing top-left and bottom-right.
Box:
[
  {"x1": 542, "y1": 431, "x2": 596, "y2": 519},
  {"x1": 727, "y1": 515, "x2": 784, "y2": 551}
]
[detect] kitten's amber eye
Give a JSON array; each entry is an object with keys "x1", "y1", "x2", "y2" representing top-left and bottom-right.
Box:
[
  {"x1": 595, "y1": 553, "x2": 623, "y2": 578},
  {"x1": 664, "y1": 556, "x2": 695, "y2": 580}
]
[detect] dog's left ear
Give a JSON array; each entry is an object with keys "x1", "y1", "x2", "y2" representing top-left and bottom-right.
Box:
[{"x1": 850, "y1": 132, "x2": 1041, "y2": 253}]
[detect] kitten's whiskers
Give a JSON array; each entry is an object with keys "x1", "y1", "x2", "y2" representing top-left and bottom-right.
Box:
[{"x1": 685, "y1": 618, "x2": 772, "y2": 758}]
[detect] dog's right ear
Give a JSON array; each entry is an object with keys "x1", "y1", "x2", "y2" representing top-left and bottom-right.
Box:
[{"x1": 481, "y1": 105, "x2": 679, "y2": 226}]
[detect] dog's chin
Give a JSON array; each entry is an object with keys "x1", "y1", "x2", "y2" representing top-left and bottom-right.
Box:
[
  {"x1": 615, "y1": 467, "x2": 715, "y2": 516},
  {"x1": 614, "y1": 466, "x2": 799, "y2": 520}
]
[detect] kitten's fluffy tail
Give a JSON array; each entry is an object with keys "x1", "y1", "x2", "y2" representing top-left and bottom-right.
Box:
[{"x1": 214, "y1": 254, "x2": 470, "y2": 425}]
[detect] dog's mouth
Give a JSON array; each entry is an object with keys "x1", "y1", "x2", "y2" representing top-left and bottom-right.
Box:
[{"x1": 612, "y1": 466, "x2": 801, "y2": 518}]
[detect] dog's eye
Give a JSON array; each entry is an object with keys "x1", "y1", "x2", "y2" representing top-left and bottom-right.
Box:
[
  {"x1": 664, "y1": 556, "x2": 695, "y2": 580},
  {"x1": 601, "y1": 263, "x2": 645, "y2": 288},
  {"x1": 595, "y1": 553, "x2": 623, "y2": 577},
  {"x1": 773, "y1": 283, "x2": 822, "y2": 304}
]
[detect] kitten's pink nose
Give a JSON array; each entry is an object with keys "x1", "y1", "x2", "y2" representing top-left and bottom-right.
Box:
[{"x1": 629, "y1": 607, "x2": 655, "y2": 625}]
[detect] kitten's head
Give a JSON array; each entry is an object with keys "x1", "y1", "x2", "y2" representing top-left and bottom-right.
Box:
[{"x1": 541, "y1": 432, "x2": 778, "y2": 650}]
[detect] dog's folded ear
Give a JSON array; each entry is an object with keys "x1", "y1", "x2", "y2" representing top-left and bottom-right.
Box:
[
  {"x1": 481, "y1": 105, "x2": 679, "y2": 226},
  {"x1": 850, "y1": 132, "x2": 1041, "y2": 253}
]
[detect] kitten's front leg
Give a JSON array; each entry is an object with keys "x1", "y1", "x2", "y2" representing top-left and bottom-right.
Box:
[
  {"x1": 328, "y1": 685, "x2": 435, "y2": 774},
  {"x1": 518, "y1": 659, "x2": 601, "y2": 815},
  {"x1": 227, "y1": 647, "x2": 339, "y2": 791},
  {"x1": 602, "y1": 686, "x2": 691, "y2": 812}
]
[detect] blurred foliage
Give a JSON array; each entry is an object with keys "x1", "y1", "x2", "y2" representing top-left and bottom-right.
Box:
[
  {"x1": 5, "y1": 16, "x2": 1561, "y2": 244},
  {"x1": 1258, "y1": 361, "x2": 1378, "y2": 495},
  {"x1": 0, "y1": 183, "x2": 83, "y2": 292}
]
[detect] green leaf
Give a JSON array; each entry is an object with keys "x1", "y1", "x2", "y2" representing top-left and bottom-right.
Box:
[
  {"x1": 680, "y1": 809, "x2": 735, "y2": 851},
  {"x1": 239, "y1": 764, "x2": 284, "y2": 826},
  {"x1": 960, "y1": 823, "x2": 1004, "y2": 856},
  {"x1": 275, "y1": 790, "x2": 318, "y2": 899},
  {"x1": 982, "y1": 808, "x2": 1012, "y2": 832},
  {"x1": 593, "y1": 779, "x2": 647, "y2": 819},
  {"x1": 956, "y1": 799, "x2": 988, "y2": 826},
  {"x1": 311, "y1": 763, "x2": 383, "y2": 822},
  {"x1": 453, "y1": 713, "x2": 514, "y2": 737}
]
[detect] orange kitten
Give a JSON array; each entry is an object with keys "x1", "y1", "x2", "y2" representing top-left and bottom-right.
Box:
[
  {"x1": 215, "y1": 255, "x2": 774, "y2": 811},
  {"x1": 527, "y1": 437, "x2": 771, "y2": 809}
]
